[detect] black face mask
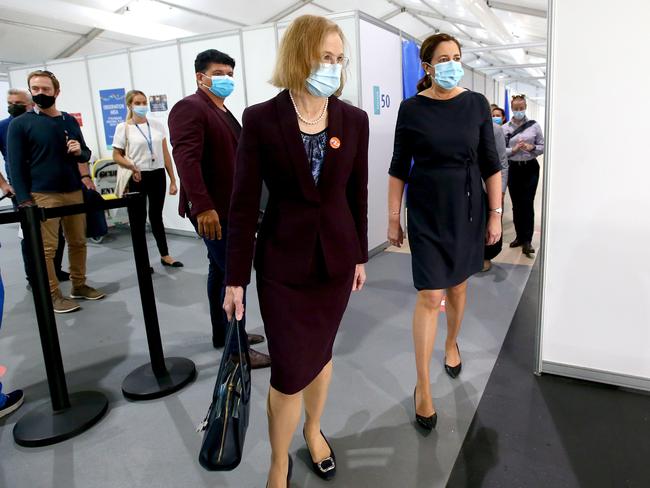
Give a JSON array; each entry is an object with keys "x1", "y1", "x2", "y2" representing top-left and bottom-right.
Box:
[
  {"x1": 32, "y1": 93, "x2": 56, "y2": 110},
  {"x1": 7, "y1": 103, "x2": 27, "y2": 117}
]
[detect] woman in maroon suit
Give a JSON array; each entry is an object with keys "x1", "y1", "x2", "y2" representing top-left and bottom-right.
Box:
[{"x1": 223, "y1": 15, "x2": 369, "y2": 488}]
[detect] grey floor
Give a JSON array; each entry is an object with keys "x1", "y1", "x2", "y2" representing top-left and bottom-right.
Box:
[{"x1": 0, "y1": 224, "x2": 532, "y2": 488}]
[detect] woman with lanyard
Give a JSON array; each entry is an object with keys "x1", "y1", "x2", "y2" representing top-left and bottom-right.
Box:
[
  {"x1": 503, "y1": 94, "x2": 545, "y2": 257},
  {"x1": 387, "y1": 33, "x2": 502, "y2": 431},
  {"x1": 113, "y1": 90, "x2": 183, "y2": 268}
]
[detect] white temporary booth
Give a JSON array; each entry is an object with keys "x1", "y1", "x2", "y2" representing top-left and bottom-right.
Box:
[
  {"x1": 538, "y1": 0, "x2": 650, "y2": 391},
  {"x1": 9, "y1": 10, "x2": 501, "y2": 254}
]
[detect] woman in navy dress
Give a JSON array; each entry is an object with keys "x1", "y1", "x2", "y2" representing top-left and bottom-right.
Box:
[
  {"x1": 387, "y1": 33, "x2": 502, "y2": 431},
  {"x1": 223, "y1": 15, "x2": 369, "y2": 488}
]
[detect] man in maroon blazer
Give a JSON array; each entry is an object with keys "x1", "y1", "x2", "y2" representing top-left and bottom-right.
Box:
[{"x1": 168, "y1": 49, "x2": 270, "y2": 369}]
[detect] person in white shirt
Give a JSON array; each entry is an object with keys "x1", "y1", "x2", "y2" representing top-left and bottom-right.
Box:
[{"x1": 112, "y1": 90, "x2": 183, "y2": 268}]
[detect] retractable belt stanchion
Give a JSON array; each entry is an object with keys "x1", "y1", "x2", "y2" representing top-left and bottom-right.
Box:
[
  {"x1": 1, "y1": 193, "x2": 196, "y2": 446},
  {"x1": 121, "y1": 193, "x2": 196, "y2": 400},
  {"x1": 12, "y1": 205, "x2": 108, "y2": 447}
]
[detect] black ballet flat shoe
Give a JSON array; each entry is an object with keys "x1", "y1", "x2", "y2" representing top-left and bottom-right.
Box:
[
  {"x1": 413, "y1": 388, "x2": 437, "y2": 431},
  {"x1": 303, "y1": 429, "x2": 336, "y2": 481},
  {"x1": 444, "y1": 343, "x2": 462, "y2": 379},
  {"x1": 161, "y1": 258, "x2": 184, "y2": 267},
  {"x1": 265, "y1": 455, "x2": 292, "y2": 488},
  {"x1": 509, "y1": 239, "x2": 522, "y2": 248}
]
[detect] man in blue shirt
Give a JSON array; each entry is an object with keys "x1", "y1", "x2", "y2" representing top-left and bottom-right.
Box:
[
  {"x1": 1, "y1": 89, "x2": 69, "y2": 289},
  {"x1": 8, "y1": 71, "x2": 105, "y2": 312}
]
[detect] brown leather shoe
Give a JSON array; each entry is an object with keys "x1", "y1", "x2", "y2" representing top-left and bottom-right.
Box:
[
  {"x1": 249, "y1": 348, "x2": 271, "y2": 369},
  {"x1": 248, "y1": 333, "x2": 265, "y2": 345},
  {"x1": 522, "y1": 242, "x2": 536, "y2": 256}
]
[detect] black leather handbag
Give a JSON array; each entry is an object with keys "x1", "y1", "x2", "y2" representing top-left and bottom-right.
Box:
[
  {"x1": 82, "y1": 187, "x2": 108, "y2": 239},
  {"x1": 197, "y1": 317, "x2": 251, "y2": 471}
]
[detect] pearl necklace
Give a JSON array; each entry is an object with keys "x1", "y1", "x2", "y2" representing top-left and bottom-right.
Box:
[{"x1": 289, "y1": 91, "x2": 328, "y2": 126}]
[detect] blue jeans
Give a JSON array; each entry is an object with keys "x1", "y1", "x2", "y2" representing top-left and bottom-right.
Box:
[
  {"x1": 0, "y1": 272, "x2": 6, "y2": 408},
  {"x1": 199, "y1": 222, "x2": 246, "y2": 343}
]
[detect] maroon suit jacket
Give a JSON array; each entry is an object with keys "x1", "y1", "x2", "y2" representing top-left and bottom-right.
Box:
[
  {"x1": 226, "y1": 90, "x2": 369, "y2": 286},
  {"x1": 168, "y1": 89, "x2": 241, "y2": 220}
]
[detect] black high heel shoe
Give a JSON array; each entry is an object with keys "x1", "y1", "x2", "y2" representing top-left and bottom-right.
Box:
[
  {"x1": 444, "y1": 343, "x2": 462, "y2": 379},
  {"x1": 413, "y1": 387, "x2": 437, "y2": 431},
  {"x1": 303, "y1": 428, "x2": 337, "y2": 481},
  {"x1": 266, "y1": 455, "x2": 292, "y2": 488}
]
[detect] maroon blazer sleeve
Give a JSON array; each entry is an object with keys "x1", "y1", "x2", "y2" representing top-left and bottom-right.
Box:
[
  {"x1": 225, "y1": 108, "x2": 263, "y2": 286},
  {"x1": 168, "y1": 99, "x2": 213, "y2": 218},
  {"x1": 347, "y1": 111, "x2": 370, "y2": 263}
]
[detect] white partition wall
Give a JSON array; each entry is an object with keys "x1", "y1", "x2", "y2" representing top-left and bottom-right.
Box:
[
  {"x1": 538, "y1": 0, "x2": 650, "y2": 390},
  {"x1": 46, "y1": 58, "x2": 101, "y2": 163},
  {"x1": 7, "y1": 11, "x2": 416, "y2": 250},
  {"x1": 358, "y1": 16, "x2": 403, "y2": 252},
  {"x1": 87, "y1": 53, "x2": 132, "y2": 160},
  {"x1": 242, "y1": 26, "x2": 280, "y2": 106}
]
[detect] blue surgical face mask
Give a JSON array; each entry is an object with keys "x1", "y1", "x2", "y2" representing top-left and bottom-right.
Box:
[
  {"x1": 305, "y1": 63, "x2": 342, "y2": 98},
  {"x1": 203, "y1": 74, "x2": 235, "y2": 98},
  {"x1": 492, "y1": 116, "x2": 503, "y2": 125},
  {"x1": 513, "y1": 110, "x2": 526, "y2": 120},
  {"x1": 430, "y1": 60, "x2": 464, "y2": 90},
  {"x1": 132, "y1": 106, "x2": 148, "y2": 117}
]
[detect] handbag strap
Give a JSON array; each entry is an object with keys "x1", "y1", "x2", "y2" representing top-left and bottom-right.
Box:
[
  {"x1": 124, "y1": 121, "x2": 130, "y2": 159},
  {"x1": 505, "y1": 119, "x2": 536, "y2": 146}
]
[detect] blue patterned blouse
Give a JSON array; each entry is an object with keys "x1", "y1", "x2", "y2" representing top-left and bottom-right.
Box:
[{"x1": 301, "y1": 129, "x2": 328, "y2": 184}]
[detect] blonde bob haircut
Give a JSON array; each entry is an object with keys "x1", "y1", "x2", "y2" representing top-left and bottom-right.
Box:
[{"x1": 271, "y1": 15, "x2": 347, "y2": 97}]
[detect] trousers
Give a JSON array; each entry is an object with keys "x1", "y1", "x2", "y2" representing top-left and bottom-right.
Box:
[
  {"x1": 32, "y1": 191, "x2": 86, "y2": 295},
  {"x1": 508, "y1": 159, "x2": 540, "y2": 243},
  {"x1": 128, "y1": 169, "x2": 169, "y2": 257}
]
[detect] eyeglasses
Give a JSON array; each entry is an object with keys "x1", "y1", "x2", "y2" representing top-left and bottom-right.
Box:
[{"x1": 321, "y1": 54, "x2": 350, "y2": 68}]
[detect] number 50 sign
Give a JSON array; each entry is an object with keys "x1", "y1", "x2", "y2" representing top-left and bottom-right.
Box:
[{"x1": 373, "y1": 86, "x2": 391, "y2": 115}]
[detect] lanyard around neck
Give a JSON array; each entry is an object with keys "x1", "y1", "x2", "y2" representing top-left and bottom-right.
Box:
[{"x1": 134, "y1": 121, "x2": 155, "y2": 162}]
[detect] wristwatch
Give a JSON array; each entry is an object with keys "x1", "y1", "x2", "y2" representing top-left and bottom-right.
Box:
[{"x1": 489, "y1": 207, "x2": 503, "y2": 215}]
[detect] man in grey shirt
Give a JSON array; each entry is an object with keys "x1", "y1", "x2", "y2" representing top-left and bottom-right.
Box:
[{"x1": 502, "y1": 95, "x2": 545, "y2": 256}]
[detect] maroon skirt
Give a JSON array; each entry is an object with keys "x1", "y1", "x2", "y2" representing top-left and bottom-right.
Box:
[{"x1": 256, "y1": 248, "x2": 355, "y2": 395}]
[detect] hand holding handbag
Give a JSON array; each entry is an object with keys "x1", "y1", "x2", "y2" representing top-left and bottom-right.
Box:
[{"x1": 197, "y1": 317, "x2": 252, "y2": 471}]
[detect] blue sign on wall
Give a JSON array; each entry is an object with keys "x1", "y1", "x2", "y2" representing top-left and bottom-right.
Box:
[
  {"x1": 373, "y1": 85, "x2": 391, "y2": 115},
  {"x1": 100, "y1": 88, "x2": 127, "y2": 149}
]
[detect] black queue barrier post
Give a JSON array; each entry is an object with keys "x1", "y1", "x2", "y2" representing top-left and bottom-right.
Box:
[
  {"x1": 121, "y1": 193, "x2": 196, "y2": 400},
  {"x1": 12, "y1": 205, "x2": 108, "y2": 448}
]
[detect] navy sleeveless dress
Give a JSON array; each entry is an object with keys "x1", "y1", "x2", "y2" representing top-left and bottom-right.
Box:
[{"x1": 389, "y1": 91, "x2": 501, "y2": 290}]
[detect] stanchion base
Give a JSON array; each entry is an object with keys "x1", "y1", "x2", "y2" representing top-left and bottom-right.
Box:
[
  {"x1": 13, "y1": 391, "x2": 109, "y2": 448},
  {"x1": 122, "y1": 357, "x2": 196, "y2": 401}
]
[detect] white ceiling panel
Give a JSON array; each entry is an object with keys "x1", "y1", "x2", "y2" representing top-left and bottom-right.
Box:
[
  {"x1": 73, "y1": 36, "x2": 137, "y2": 58},
  {"x1": 2, "y1": 0, "x2": 548, "y2": 83},
  {"x1": 0, "y1": 22, "x2": 79, "y2": 64},
  {"x1": 280, "y1": 3, "x2": 333, "y2": 22},
  {"x1": 386, "y1": 12, "x2": 435, "y2": 39}
]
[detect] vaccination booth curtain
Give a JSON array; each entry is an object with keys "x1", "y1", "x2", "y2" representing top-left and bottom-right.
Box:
[{"x1": 402, "y1": 40, "x2": 423, "y2": 100}]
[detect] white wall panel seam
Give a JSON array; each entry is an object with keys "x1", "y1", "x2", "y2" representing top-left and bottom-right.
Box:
[
  {"x1": 355, "y1": 11, "x2": 363, "y2": 108},
  {"x1": 83, "y1": 58, "x2": 102, "y2": 159},
  {"x1": 126, "y1": 49, "x2": 135, "y2": 90},
  {"x1": 238, "y1": 31, "x2": 249, "y2": 108},
  {"x1": 536, "y1": 0, "x2": 556, "y2": 375},
  {"x1": 176, "y1": 40, "x2": 186, "y2": 97}
]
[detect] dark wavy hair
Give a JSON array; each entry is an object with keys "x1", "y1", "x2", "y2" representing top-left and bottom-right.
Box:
[{"x1": 416, "y1": 33, "x2": 462, "y2": 92}]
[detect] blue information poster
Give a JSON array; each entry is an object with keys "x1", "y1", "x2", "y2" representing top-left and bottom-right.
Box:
[{"x1": 100, "y1": 88, "x2": 127, "y2": 149}]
